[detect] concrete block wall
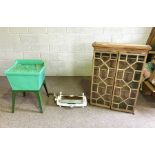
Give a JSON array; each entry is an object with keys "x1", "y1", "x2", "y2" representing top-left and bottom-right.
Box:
[{"x1": 0, "y1": 27, "x2": 152, "y2": 76}]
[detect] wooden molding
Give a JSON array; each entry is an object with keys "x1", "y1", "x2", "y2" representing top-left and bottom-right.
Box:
[
  {"x1": 147, "y1": 27, "x2": 155, "y2": 45},
  {"x1": 92, "y1": 42, "x2": 152, "y2": 52}
]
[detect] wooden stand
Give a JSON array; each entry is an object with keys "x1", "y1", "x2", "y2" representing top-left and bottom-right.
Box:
[{"x1": 90, "y1": 42, "x2": 151, "y2": 113}]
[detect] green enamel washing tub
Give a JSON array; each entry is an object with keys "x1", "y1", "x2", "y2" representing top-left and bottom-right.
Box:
[{"x1": 5, "y1": 59, "x2": 45, "y2": 91}]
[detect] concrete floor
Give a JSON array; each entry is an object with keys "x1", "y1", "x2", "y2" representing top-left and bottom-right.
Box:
[{"x1": 0, "y1": 76, "x2": 155, "y2": 128}]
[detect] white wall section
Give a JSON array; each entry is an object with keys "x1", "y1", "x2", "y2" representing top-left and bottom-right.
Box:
[{"x1": 0, "y1": 27, "x2": 152, "y2": 76}]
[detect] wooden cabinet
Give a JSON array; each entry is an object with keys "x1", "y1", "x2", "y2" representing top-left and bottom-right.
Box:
[{"x1": 90, "y1": 42, "x2": 151, "y2": 113}]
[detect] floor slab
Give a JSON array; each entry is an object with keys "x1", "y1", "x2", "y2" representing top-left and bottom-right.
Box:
[{"x1": 0, "y1": 76, "x2": 155, "y2": 128}]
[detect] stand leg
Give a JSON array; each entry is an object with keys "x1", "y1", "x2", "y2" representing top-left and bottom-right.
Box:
[
  {"x1": 23, "y1": 92, "x2": 26, "y2": 97},
  {"x1": 12, "y1": 91, "x2": 16, "y2": 113},
  {"x1": 43, "y1": 80, "x2": 49, "y2": 97},
  {"x1": 35, "y1": 91, "x2": 43, "y2": 113}
]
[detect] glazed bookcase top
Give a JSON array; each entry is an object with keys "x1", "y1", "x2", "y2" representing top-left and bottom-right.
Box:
[{"x1": 92, "y1": 42, "x2": 152, "y2": 52}]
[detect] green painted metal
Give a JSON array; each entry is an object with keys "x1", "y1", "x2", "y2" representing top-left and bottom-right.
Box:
[
  {"x1": 10, "y1": 81, "x2": 49, "y2": 113},
  {"x1": 11, "y1": 90, "x2": 43, "y2": 113},
  {"x1": 43, "y1": 80, "x2": 49, "y2": 97},
  {"x1": 12, "y1": 91, "x2": 16, "y2": 113},
  {"x1": 35, "y1": 91, "x2": 43, "y2": 113},
  {"x1": 4, "y1": 59, "x2": 50, "y2": 113},
  {"x1": 5, "y1": 59, "x2": 45, "y2": 91}
]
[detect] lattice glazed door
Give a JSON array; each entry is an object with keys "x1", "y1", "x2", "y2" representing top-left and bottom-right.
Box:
[
  {"x1": 90, "y1": 51, "x2": 118, "y2": 108},
  {"x1": 111, "y1": 53, "x2": 146, "y2": 113},
  {"x1": 91, "y1": 42, "x2": 151, "y2": 113}
]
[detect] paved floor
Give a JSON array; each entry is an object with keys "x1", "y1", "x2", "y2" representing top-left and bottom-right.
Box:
[{"x1": 0, "y1": 76, "x2": 155, "y2": 128}]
